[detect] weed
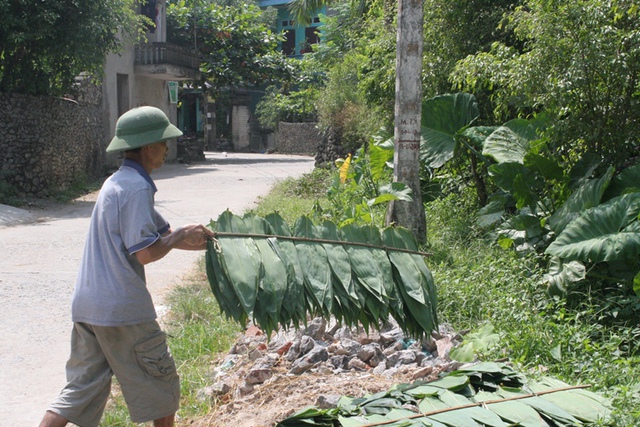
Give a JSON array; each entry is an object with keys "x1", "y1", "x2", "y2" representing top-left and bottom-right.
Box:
[
  {"x1": 252, "y1": 169, "x2": 331, "y2": 225},
  {"x1": 51, "y1": 173, "x2": 103, "y2": 203},
  {"x1": 0, "y1": 170, "x2": 21, "y2": 206},
  {"x1": 102, "y1": 168, "x2": 640, "y2": 425},
  {"x1": 427, "y1": 190, "x2": 640, "y2": 424}
]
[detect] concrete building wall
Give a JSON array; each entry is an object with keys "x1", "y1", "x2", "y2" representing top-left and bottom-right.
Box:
[{"x1": 102, "y1": 0, "x2": 179, "y2": 168}]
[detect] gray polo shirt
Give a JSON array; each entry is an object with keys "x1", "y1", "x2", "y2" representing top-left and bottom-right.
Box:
[{"x1": 71, "y1": 159, "x2": 170, "y2": 326}]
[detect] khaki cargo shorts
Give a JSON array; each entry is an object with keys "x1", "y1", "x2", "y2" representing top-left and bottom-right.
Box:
[{"x1": 48, "y1": 321, "x2": 180, "y2": 427}]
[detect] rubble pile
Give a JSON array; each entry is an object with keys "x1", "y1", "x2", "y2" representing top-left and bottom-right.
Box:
[{"x1": 194, "y1": 317, "x2": 467, "y2": 426}]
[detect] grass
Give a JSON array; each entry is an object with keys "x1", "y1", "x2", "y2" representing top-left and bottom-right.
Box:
[
  {"x1": 50, "y1": 173, "x2": 104, "y2": 203},
  {"x1": 426, "y1": 188, "x2": 640, "y2": 425},
  {"x1": 251, "y1": 167, "x2": 332, "y2": 223},
  {"x1": 163, "y1": 260, "x2": 242, "y2": 420}
]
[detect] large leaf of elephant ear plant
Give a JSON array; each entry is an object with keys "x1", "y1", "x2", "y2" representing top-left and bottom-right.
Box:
[{"x1": 205, "y1": 211, "x2": 438, "y2": 338}]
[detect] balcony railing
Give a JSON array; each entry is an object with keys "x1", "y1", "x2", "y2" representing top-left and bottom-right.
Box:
[{"x1": 135, "y1": 43, "x2": 200, "y2": 70}]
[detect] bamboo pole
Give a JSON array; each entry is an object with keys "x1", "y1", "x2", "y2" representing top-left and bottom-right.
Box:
[{"x1": 211, "y1": 231, "x2": 433, "y2": 257}]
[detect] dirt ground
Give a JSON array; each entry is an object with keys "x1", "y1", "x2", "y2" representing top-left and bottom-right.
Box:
[
  {"x1": 179, "y1": 321, "x2": 451, "y2": 427},
  {"x1": 188, "y1": 355, "x2": 443, "y2": 427}
]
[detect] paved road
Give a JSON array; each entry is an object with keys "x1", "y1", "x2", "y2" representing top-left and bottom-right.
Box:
[{"x1": 0, "y1": 152, "x2": 314, "y2": 426}]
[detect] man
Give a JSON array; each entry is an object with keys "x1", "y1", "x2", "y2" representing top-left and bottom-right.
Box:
[{"x1": 40, "y1": 106, "x2": 215, "y2": 427}]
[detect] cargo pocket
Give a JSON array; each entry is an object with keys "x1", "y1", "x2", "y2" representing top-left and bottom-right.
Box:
[{"x1": 134, "y1": 331, "x2": 177, "y2": 380}]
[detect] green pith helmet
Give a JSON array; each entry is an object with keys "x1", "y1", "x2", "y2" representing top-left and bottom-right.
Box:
[{"x1": 106, "y1": 106, "x2": 183, "y2": 153}]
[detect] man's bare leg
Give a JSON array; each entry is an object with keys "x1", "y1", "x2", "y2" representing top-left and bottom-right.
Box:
[
  {"x1": 153, "y1": 413, "x2": 175, "y2": 427},
  {"x1": 39, "y1": 410, "x2": 68, "y2": 427}
]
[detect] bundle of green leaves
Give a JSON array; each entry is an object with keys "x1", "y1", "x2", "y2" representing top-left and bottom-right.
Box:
[
  {"x1": 205, "y1": 211, "x2": 438, "y2": 338},
  {"x1": 277, "y1": 362, "x2": 612, "y2": 426}
]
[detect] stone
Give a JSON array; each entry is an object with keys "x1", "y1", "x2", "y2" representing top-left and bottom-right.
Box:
[
  {"x1": 239, "y1": 383, "x2": 255, "y2": 396},
  {"x1": 357, "y1": 343, "x2": 385, "y2": 367},
  {"x1": 0, "y1": 89, "x2": 105, "y2": 197},
  {"x1": 383, "y1": 341, "x2": 404, "y2": 355},
  {"x1": 245, "y1": 366, "x2": 274, "y2": 384},
  {"x1": 356, "y1": 344, "x2": 377, "y2": 363},
  {"x1": 316, "y1": 394, "x2": 342, "y2": 409},
  {"x1": 249, "y1": 346, "x2": 265, "y2": 361},
  {"x1": 290, "y1": 346, "x2": 329, "y2": 374},
  {"x1": 397, "y1": 350, "x2": 417, "y2": 365},
  {"x1": 335, "y1": 338, "x2": 361, "y2": 356},
  {"x1": 380, "y1": 326, "x2": 404, "y2": 346},
  {"x1": 245, "y1": 324, "x2": 264, "y2": 337},
  {"x1": 387, "y1": 352, "x2": 400, "y2": 367},
  {"x1": 327, "y1": 355, "x2": 348, "y2": 370},
  {"x1": 276, "y1": 341, "x2": 293, "y2": 356},
  {"x1": 304, "y1": 317, "x2": 326, "y2": 340},
  {"x1": 410, "y1": 366, "x2": 434, "y2": 380},
  {"x1": 348, "y1": 357, "x2": 369, "y2": 371},
  {"x1": 196, "y1": 382, "x2": 231, "y2": 401},
  {"x1": 372, "y1": 362, "x2": 387, "y2": 375},
  {"x1": 435, "y1": 337, "x2": 455, "y2": 360},
  {"x1": 286, "y1": 335, "x2": 316, "y2": 361}
]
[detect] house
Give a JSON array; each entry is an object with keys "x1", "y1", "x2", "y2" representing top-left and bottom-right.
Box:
[
  {"x1": 257, "y1": 0, "x2": 325, "y2": 58},
  {"x1": 102, "y1": 0, "x2": 201, "y2": 168}
]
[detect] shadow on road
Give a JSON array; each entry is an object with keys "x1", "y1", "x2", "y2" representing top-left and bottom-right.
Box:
[
  {"x1": 153, "y1": 152, "x2": 314, "y2": 181},
  {"x1": 205, "y1": 154, "x2": 314, "y2": 166}
]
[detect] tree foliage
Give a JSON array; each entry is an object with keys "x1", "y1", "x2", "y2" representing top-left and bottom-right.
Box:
[
  {"x1": 0, "y1": 0, "x2": 146, "y2": 96},
  {"x1": 452, "y1": 0, "x2": 640, "y2": 170},
  {"x1": 167, "y1": 0, "x2": 293, "y2": 91}
]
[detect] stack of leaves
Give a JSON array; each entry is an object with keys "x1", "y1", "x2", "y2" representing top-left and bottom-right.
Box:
[
  {"x1": 277, "y1": 362, "x2": 612, "y2": 426},
  {"x1": 205, "y1": 211, "x2": 438, "y2": 338}
]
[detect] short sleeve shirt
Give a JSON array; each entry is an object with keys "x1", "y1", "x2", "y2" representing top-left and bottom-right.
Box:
[{"x1": 71, "y1": 159, "x2": 170, "y2": 326}]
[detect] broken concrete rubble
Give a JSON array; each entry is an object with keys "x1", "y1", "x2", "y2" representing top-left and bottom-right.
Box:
[{"x1": 198, "y1": 316, "x2": 466, "y2": 414}]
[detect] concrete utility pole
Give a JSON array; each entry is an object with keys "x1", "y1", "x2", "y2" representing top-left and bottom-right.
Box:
[{"x1": 386, "y1": 0, "x2": 426, "y2": 243}]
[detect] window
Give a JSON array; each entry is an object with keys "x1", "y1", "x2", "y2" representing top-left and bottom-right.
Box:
[
  {"x1": 302, "y1": 27, "x2": 319, "y2": 54},
  {"x1": 141, "y1": 0, "x2": 157, "y2": 33},
  {"x1": 283, "y1": 29, "x2": 296, "y2": 56},
  {"x1": 117, "y1": 74, "x2": 130, "y2": 118}
]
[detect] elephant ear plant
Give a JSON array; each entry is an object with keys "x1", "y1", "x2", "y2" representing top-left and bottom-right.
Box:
[
  {"x1": 205, "y1": 210, "x2": 438, "y2": 338},
  {"x1": 421, "y1": 92, "x2": 640, "y2": 297}
]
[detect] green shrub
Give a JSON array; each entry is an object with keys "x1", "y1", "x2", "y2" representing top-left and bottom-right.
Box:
[{"x1": 426, "y1": 190, "x2": 640, "y2": 424}]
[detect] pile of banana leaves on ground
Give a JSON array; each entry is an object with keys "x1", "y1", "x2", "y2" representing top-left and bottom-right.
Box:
[
  {"x1": 276, "y1": 362, "x2": 612, "y2": 426},
  {"x1": 205, "y1": 211, "x2": 438, "y2": 338}
]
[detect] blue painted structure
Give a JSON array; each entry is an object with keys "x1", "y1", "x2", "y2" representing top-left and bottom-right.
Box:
[{"x1": 257, "y1": 0, "x2": 325, "y2": 58}]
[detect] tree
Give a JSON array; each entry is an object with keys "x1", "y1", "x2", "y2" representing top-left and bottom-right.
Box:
[
  {"x1": 167, "y1": 0, "x2": 292, "y2": 91},
  {"x1": 451, "y1": 0, "x2": 640, "y2": 171},
  {"x1": 0, "y1": 0, "x2": 146, "y2": 96}
]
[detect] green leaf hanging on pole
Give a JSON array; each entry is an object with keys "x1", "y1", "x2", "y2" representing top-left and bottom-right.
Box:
[
  {"x1": 294, "y1": 215, "x2": 334, "y2": 317},
  {"x1": 317, "y1": 220, "x2": 360, "y2": 325},
  {"x1": 264, "y1": 212, "x2": 307, "y2": 328},
  {"x1": 206, "y1": 212, "x2": 438, "y2": 339},
  {"x1": 241, "y1": 213, "x2": 287, "y2": 336},
  {"x1": 213, "y1": 210, "x2": 260, "y2": 318}
]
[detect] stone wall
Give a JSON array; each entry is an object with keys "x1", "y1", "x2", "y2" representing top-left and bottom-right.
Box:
[
  {"x1": 276, "y1": 122, "x2": 322, "y2": 155},
  {"x1": 0, "y1": 85, "x2": 105, "y2": 197}
]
